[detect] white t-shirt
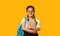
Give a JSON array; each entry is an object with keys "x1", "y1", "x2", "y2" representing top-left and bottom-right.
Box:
[{"x1": 21, "y1": 18, "x2": 40, "y2": 28}]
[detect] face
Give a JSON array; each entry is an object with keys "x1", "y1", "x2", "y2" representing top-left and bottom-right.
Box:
[{"x1": 27, "y1": 7, "x2": 35, "y2": 17}]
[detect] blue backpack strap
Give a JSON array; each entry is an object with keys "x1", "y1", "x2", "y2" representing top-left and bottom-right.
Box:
[
  {"x1": 17, "y1": 17, "x2": 27, "y2": 36},
  {"x1": 24, "y1": 17, "x2": 28, "y2": 24}
]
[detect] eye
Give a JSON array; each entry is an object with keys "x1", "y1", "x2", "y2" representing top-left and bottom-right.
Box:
[
  {"x1": 28, "y1": 11, "x2": 33, "y2": 12},
  {"x1": 28, "y1": 11, "x2": 31, "y2": 12}
]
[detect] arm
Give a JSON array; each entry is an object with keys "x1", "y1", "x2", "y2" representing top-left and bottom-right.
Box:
[
  {"x1": 35, "y1": 27, "x2": 40, "y2": 31},
  {"x1": 22, "y1": 22, "x2": 36, "y2": 33},
  {"x1": 35, "y1": 19, "x2": 40, "y2": 31}
]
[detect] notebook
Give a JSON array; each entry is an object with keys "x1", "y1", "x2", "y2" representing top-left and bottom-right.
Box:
[{"x1": 27, "y1": 20, "x2": 36, "y2": 30}]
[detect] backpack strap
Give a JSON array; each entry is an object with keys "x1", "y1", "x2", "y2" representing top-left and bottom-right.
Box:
[
  {"x1": 17, "y1": 17, "x2": 28, "y2": 36},
  {"x1": 24, "y1": 17, "x2": 28, "y2": 24}
]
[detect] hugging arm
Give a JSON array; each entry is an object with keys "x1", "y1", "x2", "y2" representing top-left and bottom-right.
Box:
[{"x1": 22, "y1": 22, "x2": 36, "y2": 34}]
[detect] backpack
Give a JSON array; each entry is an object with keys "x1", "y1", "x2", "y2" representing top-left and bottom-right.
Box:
[{"x1": 17, "y1": 18, "x2": 28, "y2": 36}]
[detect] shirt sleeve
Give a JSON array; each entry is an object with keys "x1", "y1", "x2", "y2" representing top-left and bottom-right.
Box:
[
  {"x1": 36, "y1": 19, "x2": 40, "y2": 28},
  {"x1": 21, "y1": 18, "x2": 25, "y2": 24}
]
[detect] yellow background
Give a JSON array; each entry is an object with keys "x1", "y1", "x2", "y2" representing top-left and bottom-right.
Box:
[{"x1": 0, "y1": 0, "x2": 60, "y2": 36}]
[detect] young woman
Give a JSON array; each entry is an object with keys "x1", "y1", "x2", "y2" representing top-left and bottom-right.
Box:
[{"x1": 21, "y1": 5, "x2": 40, "y2": 36}]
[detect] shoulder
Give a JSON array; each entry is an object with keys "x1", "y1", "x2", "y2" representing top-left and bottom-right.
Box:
[
  {"x1": 22, "y1": 17, "x2": 28, "y2": 20},
  {"x1": 21, "y1": 17, "x2": 28, "y2": 22},
  {"x1": 35, "y1": 18, "x2": 40, "y2": 22},
  {"x1": 21, "y1": 18, "x2": 25, "y2": 21},
  {"x1": 35, "y1": 18, "x2": 40, "y2": 24},
  {"x1": 21, "y1": 17, "x2": 26, "y2": 24}
]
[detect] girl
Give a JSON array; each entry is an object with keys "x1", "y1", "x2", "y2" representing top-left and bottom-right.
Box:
[{"x1": 21, "y1": 5, "x2": 40, "y2": 36}]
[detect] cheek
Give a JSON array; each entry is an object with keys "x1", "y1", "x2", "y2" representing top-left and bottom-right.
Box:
[
  {"x1": 27, "y1": 12, "x2": 31, "y2": 15},
  {"x1": 32, "y1": 12, "x2": 34, "y2": 14},
  {"x1": 31, "y1": 12, "x2": 34, "y2": 15}
]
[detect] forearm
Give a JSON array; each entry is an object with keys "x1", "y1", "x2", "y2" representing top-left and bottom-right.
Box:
[{"x1": 22, "y1": 27, "x2": 33, "y2": 33}]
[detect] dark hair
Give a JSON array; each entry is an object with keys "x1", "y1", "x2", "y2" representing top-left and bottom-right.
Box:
[
  {"x1": 26, "y1": 5, "x2": 37, "y2": 24},
  {"x1": 26, "y1": 5, "x2": 35, "y2": 12}
]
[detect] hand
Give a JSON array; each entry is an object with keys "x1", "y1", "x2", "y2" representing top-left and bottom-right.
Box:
[
  {"x1": 35, "y1": 27, "x2": 40, "y2": 31},
  {"x1": 32, "y1": 30, "x2": 37, "y2": 34},
  {"x1": 27, "y1": 26, "x2": 32, "y2": 29}
]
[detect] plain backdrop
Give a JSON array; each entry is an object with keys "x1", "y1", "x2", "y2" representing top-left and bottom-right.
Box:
[{"x1": 0, "y1": 0, "x2": 60, "y2": 36}]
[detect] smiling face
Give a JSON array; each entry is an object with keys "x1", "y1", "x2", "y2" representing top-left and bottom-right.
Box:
[{"x1": 27, "y1": 7, "x2": 35, "y2": 17}]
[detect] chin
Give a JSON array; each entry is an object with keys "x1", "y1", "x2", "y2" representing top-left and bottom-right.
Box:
[{"x1": 29, "y1": 15, "x2": 33, "y2": 17}]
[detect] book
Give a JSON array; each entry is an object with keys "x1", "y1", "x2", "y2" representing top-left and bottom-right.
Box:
[{"x1": 27, "y1": 20, "x2": 36, "y2": 30}]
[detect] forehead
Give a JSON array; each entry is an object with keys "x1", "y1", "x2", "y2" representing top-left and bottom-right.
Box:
[{"x1": 28, "y1": 7, "x2": 33, "y2": 11}]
